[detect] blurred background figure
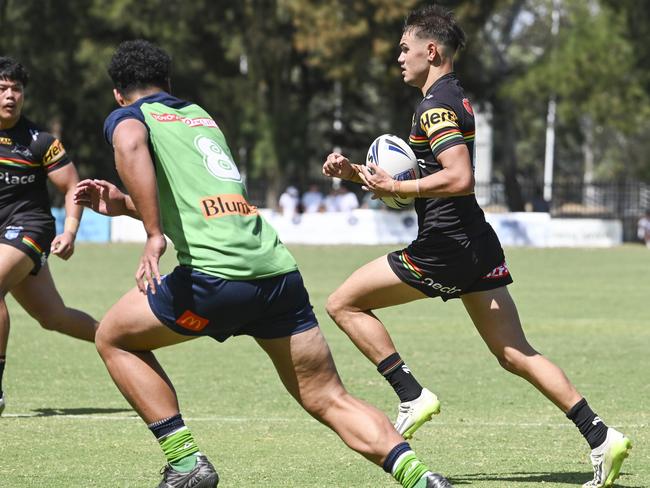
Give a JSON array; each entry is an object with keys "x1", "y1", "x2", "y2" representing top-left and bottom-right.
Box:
[
  {"x1": 323, "y1": 187, "x2": 339, "y2": 212},
  {"x1": 638, "y1": 210, "x2": 650, "y2": 247},
  {"x1": 301, "y1": 184, "x2": 324, "y2": 213},
  {"x1": 335, "y1": 185, "x2": 359, "y2": 212},
  {"x1": 361, "y1": 192, "x2": 384, "y2": 210},
  {"x1": 278, "y1": 185, "x2": 300, "y2": 219}
]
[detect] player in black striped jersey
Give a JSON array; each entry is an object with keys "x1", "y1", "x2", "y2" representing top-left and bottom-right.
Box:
[
  {"x1": 0, "y1": 57, "x2": 96, "y2": 415},
  {"x1": 322, "y1": 6, "x2": 630, "y2": 487}
]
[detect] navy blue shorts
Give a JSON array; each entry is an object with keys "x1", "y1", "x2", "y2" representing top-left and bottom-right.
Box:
[{"x1": 147, "y1": 267, "x2": 319, "y2": 342}]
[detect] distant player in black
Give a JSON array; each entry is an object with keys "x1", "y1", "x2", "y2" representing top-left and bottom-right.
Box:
[
  {"x1": 0, "y1": 57, "x2": 96, "y2": 415},
  {"x1": 322, "y1": 5, "x2": 630, "y2": 487}
]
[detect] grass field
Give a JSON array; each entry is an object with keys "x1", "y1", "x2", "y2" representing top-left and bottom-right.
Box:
[{"x1": 0, "y1": 244, "x2": 648, "y2": 487}]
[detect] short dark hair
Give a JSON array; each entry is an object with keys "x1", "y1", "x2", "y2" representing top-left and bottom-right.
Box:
[
  {"x1": 404, "y1": 5, "x2": 466, "y2": 53},
  {"x1": 107, "y1": 39, "x2": 171, "y2": 95},
  {"x1": 0, "y1": 57, "x2": 29, "y2": 87}
]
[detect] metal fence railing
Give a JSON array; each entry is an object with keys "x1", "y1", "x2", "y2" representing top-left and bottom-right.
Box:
[{"x1": 476, "y1": 179, "x2": 649, "y2": 242}]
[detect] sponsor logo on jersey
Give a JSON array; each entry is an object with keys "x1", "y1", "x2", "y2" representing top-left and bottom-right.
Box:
[
  {"x1": 11, "y1": 146, "x2": 32, "y2": 159},
  {"x1": 43, "y1": 139, "x2": 66, "y2": 164},
  {"x1": 175, "y1": 310, "x2": 209, "y2": 332},
  {"x1": 200, "y1": 194, "x2": 258, "y2": 219},
  {"x1": 420, "y1": 108, "x2": 458, "y2": 136},
  {"x1": 0, "y1": 137, "x2": 12, "y2": 145},
  {"x1": 462, "y1": 98, "x2": 474, "y2": 116},
  {"x1": 151, "y1": 112, "x2": 218, "y2": 128},
  {"x1": 482, "y1": 261, "x2": 510, "y2": 279},
  {"x1": 1, "y1": 171, "x2": 37, "y2": 185}
]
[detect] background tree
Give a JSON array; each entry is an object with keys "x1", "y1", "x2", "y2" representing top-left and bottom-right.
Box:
[{"x1": 1, "y1": 0, "x2": 648, "y2": 210}]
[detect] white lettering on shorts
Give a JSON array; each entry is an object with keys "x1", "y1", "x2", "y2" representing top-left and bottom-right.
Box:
[{"x1": 422, "y1": 277, "x2": 462, "y2": 295}]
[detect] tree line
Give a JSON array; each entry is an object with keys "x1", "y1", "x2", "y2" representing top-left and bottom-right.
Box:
[{"x1": 1, "y1": 0, "x2": 648, "y2": 209}]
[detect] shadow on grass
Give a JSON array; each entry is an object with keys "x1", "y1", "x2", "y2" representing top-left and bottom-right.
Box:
[
  {"x1": 449, "y1": 471, "x2": 639, "y2": 487},
  {"x1": 31, "y1": 407, "x2": 134, "y2": 417}
]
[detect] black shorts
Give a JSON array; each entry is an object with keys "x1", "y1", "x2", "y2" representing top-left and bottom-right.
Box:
[
  {"x1": 387, "y1": 227, "x2": 513, "y2": 301},
  {"x1": 0, "y1": 212, "x2": 55, "y2": 275},
  {"x1": 148, "y1": 267, "x2": 319, "y2": 342}
]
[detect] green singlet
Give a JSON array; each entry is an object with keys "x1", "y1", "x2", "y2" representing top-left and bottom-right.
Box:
[{"x1": 105, "y1": 92, "x2": 297, "y2": 280}]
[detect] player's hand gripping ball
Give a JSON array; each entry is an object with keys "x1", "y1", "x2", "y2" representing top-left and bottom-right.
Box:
[{"x1": 366, "y1": 134, "x2": 419, "y2": 209}]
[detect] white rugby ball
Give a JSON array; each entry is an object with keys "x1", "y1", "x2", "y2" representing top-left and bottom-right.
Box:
[{"x1": 366, "y1": 134, "x2": 418, "y2": 209}]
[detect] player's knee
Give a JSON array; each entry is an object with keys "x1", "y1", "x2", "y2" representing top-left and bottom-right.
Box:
[
  {"x1": 493, "y1": 346, "x2": 528, "y2": 374},
  {"x1": 94, "y1": 322, "x2": 117, "y2": 358},
  {"x1": 325, "y1": 292, "x2": 348, "y2": 324}
]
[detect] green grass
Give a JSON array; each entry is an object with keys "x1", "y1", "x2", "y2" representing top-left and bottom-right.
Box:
[{"x1": 0, "y1": 244, "x2": 648, "y2": 487}]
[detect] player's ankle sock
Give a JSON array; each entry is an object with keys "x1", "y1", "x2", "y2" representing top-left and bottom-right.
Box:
[
  {"x1": 566, "y1": 398, "x2": 609, "y2": 449},
  {"x1": 0, "y1": 356, "x2": 6, "y2": 397},
  {"x1": 383, "y1": 442, "x2": 431, "y2": 488},
  {"x1": 377, "y1": 353, "x2": 423, "y2": 402},
  {"x1": 149, "y1": 413, "x2": 201, "y2": 472}
]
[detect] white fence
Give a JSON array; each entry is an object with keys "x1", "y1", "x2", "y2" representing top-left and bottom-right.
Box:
[{"x1": 109, "y1": 209, "x2": 622, "y2": 247}]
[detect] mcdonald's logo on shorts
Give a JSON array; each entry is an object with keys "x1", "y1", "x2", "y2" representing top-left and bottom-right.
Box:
[{"x1": 175, "y1": 310, "x2": 209, "y2": 332}]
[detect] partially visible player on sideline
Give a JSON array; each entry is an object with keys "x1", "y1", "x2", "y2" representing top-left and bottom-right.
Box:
[
  {"x1": 322, "y1": 6, "x2": 631, "y2": 488},
  {"x1": 0, "y1": 57, "x2": 97, "y2": 415},
  {"x1": 74, "y1": 39, "x2": 452, "y2": 488},
  {"x1": 637, "y1": 209, "x2": 650, "y2": 247}
]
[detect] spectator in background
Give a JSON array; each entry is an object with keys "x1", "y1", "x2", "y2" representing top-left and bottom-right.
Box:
[
  {"x1": 335, "y1": 185, "x2": 360, "y2": 212},
  {"x1": 361, "y1": 191, "x2": 384, "y2": 210},
  {"x1": 323, "y1": 187, "x2": 340, "y2": 212},
  {"x1": 278, "y1": 185, "x2": 299, "y2": 219},
  {"x1": 638, "y1": 210, "x2": 650, "y2": 247},
  {"x1": 301, "y1": 184, "x2": 324, "y2": 213}
]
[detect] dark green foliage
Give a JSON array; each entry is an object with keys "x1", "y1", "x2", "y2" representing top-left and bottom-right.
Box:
[{"x1": 1, "y1": 0, "x2": 648, "y2": 207}]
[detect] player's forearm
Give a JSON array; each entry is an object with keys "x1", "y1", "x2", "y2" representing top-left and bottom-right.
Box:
[
  {"x1": 119, "y1": 171, "x2": 162, "y2": 236},
  {"x1": 394, "y1": 169, "x2": 474, "y2": 198},
  {"x1": 115, "y1": 156, "x2": 162, "y2": 236},
  {"x1": 63, "y1": 187, "x2": 83, "y2": 236},
  {"x1": 122, "y1": 195, "x2": 142, "y2": 220}
]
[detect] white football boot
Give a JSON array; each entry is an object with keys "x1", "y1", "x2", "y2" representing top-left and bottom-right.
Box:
[
  {"x1": 0, "y1": 392, "x2": 5, "y2": 416},
  {"x1": 583, "y1": 428, "x2": 632, "y2": 487},
  {"x1": 394, "y1": 388, "x2": 441, "y2": 439}
]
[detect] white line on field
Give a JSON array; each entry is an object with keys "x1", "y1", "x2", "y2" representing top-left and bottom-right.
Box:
[{"x1": 2, "y1": 413, "x2": 645, "y2": 429}]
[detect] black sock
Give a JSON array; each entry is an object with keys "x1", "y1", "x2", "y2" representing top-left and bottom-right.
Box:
[
  {"x1": 377, "y1": 353, "x2": 422, "y2": 403},
  {"x1": 566, "y1": 398, "x2": 609, "y2": 449},
  {"x1": 0, "y1": 356, "x2": 5, "y2": 396}
]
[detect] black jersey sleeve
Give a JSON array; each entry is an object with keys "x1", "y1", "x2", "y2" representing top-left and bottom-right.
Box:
[
  {"x1": 30, "y1": 132, "x2": 72, "y2": 173},
  {"x1": 417, "y1": 100, "x2": 466, "y2": 160}
]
